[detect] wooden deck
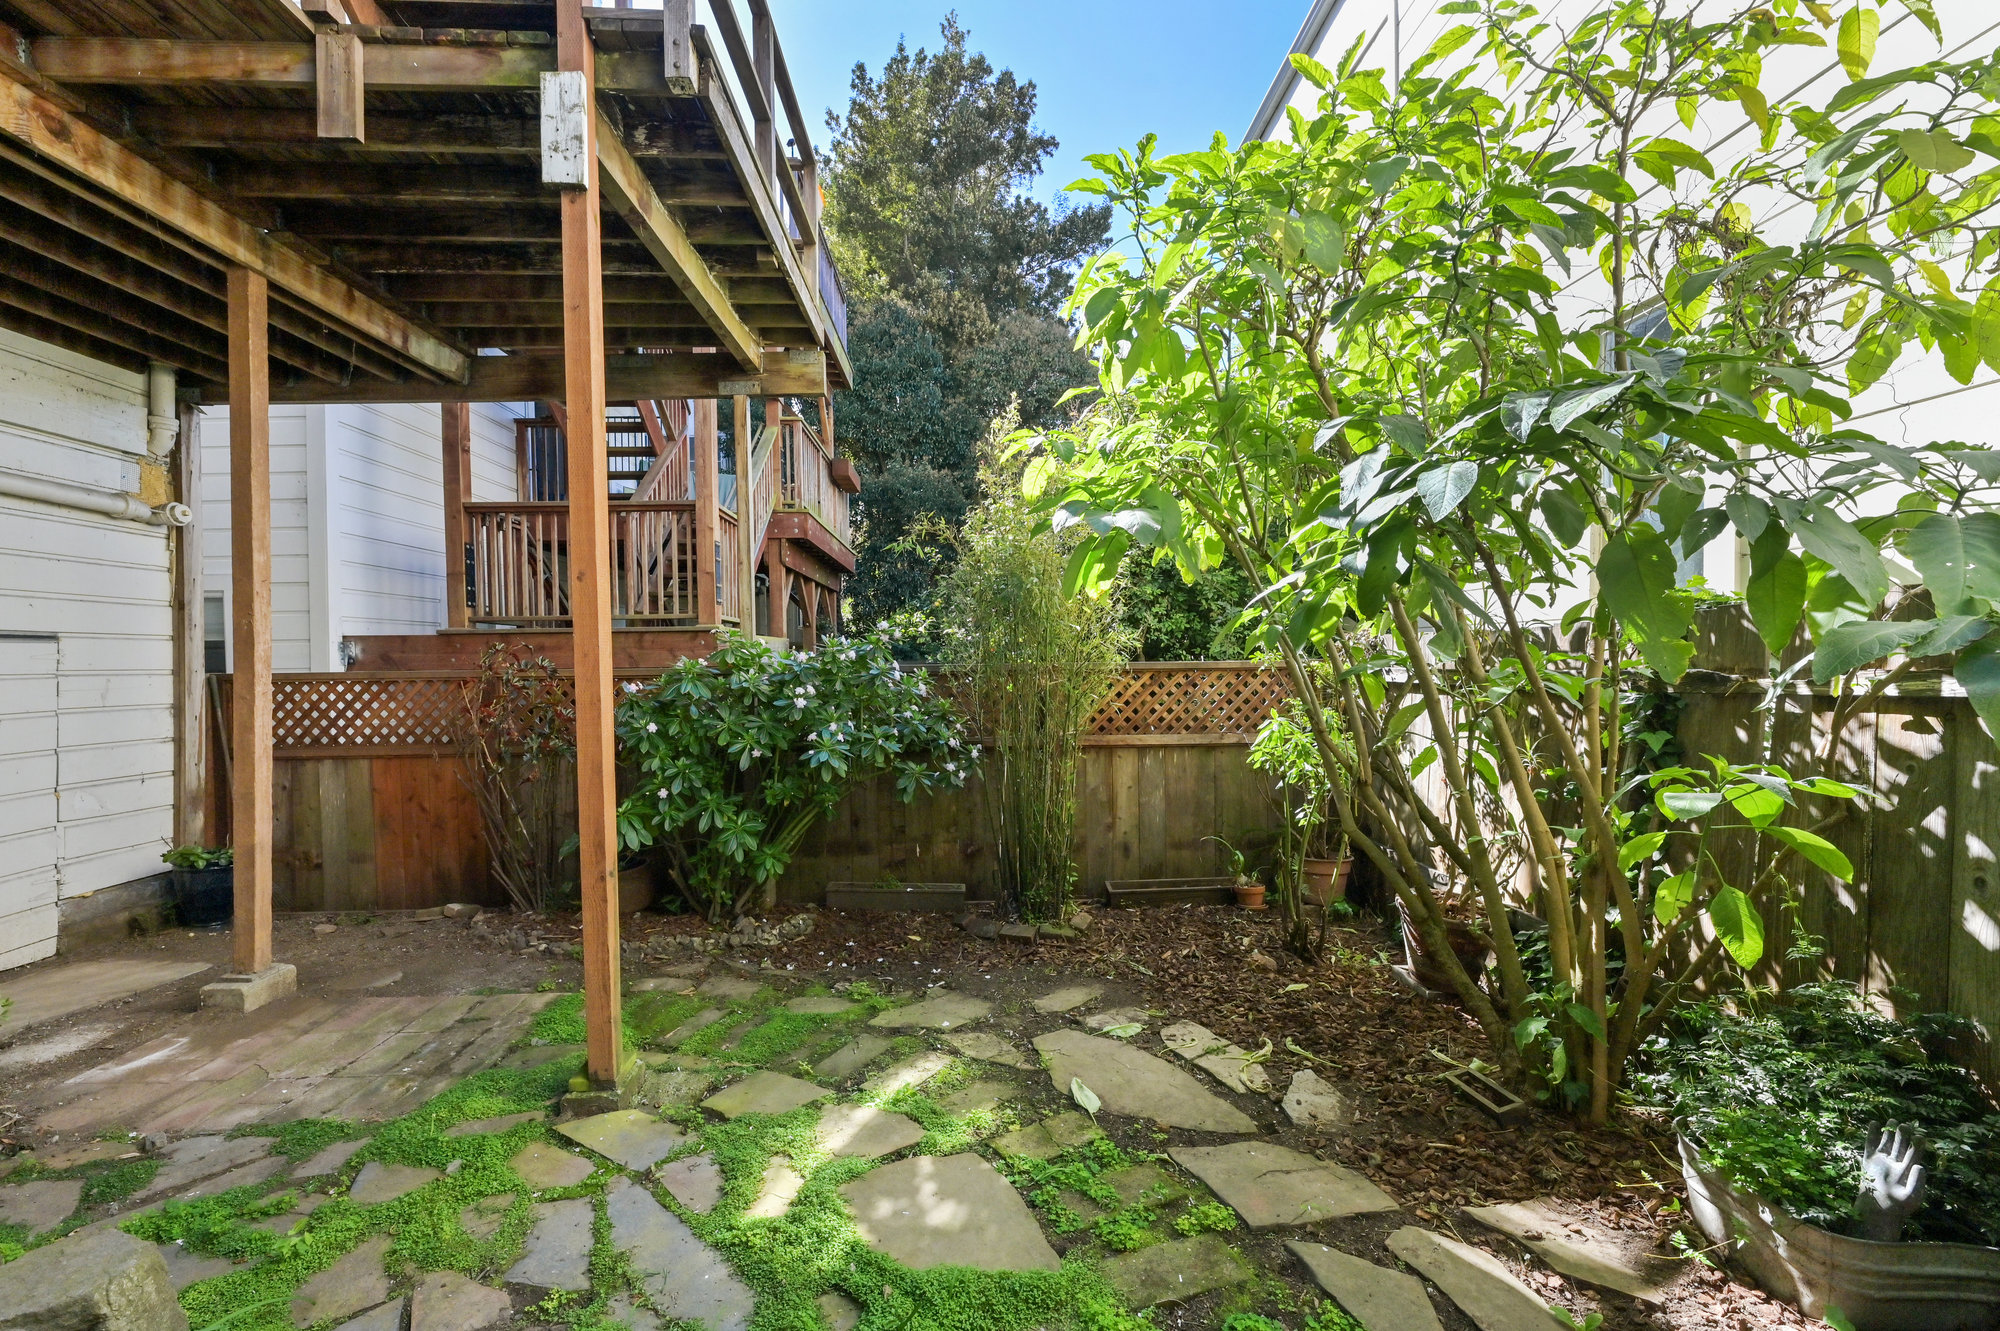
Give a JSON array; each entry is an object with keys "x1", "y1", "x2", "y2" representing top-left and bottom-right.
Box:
[{"x1": 347, "y1": 627, "x2": 723, "y2": 671}]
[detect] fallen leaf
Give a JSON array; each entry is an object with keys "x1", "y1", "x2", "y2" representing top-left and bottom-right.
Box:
[{"x1": 1071, "y1": 1078, "x2": 1102, "y2": 1116}]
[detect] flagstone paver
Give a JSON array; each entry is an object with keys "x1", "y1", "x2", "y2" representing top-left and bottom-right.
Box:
[
  {"x1": 35, "y1": 1140, "x2": 138, "y2": 1171},
  {"x1": 500, "y1": 1043, "x2": 582, "y2": 1069},
  {"x1": 943, "y1": 1032, "x2": 1036, "y2": 1069},
  {"x1": 1030, "y1": 984, "x2": 1102, "y2": 1013},
  {"x1": 655, "y1": 1154, "x2": 723, "y2": 1213},
  {"x1": 156, "y1": 1242, "x2": 241, "y2": 1291},
  {"x1": 817, "y1": 1292, "x2": 862, "y2": 1331},
  {"x1": 1099, "y1": 1234, "x2": 1251, "y2": 1308},
  {"x1": 1168, "y1": 1142, "x2": 1398, "y2": 1228},
  {"x1": 446, "y1": 1111, "x2": 545, "y2": 1137},
  {"x1": 293, "y1": 1139, "x2": 368, "y2": 1179},
  {"x1": 1059, "y1": 1163, "x2": 1188, "y2": 1223},
  {"x1": 505, "y1": 1198, "x2": 593, "y2": 1292},
  {"x1": 1033, "y1": 1031, "x2": 1259, "y2": 1134},
  {"x1": 510, "y1": 1141, "x2": 593, "y2": 1189},
  {"x1": 813, "y1": 1034, "x2": 891, "y2": 1080},
  {"x1": 1386, "y1": 1227, "x2": 1562, "y2": 1331},
  {"x1": 645, "y1": 1066, "x2": 718, "y2": 1108},
  {"x1": 696, "y1": 976, "x2": 765, "y2": 1001},
  {"x1": 410, "y1": 1271, "x2": 512, "y2": 1331},
  {"x1": 1281, "y1": 1071, "x2": 1353, "y2": 1129},
  {"x1": 937, "y1": 1079, "x2": 1018, "y2": 1115},
  {"x1": 332, "y1": 1299, "x2": 405, "y2": 1331},
  {"x1": 630, "y1": 978, "x2": 695, "y2": 994},
  {"x1": 458, "y1": 1193, "x2": 517, "y2": 1241},
  {"x1": 1081, "y1": 1007, "x2": 1151, "y2": 1034},
  {"x1": 134, "y1": 1135, "x2": 275, "y2": 1202},
  {"x1": 605, "y1": 1178, "x2": 756, "y2": 1331},
  {"x1": 840, "y1": 1154, "x2": 1060, "y2": 1273},
  {"x1": 1288, "y1": 1241, "x2": 1444, "y2": 1331},
  {"x1": 348, "y1": 1162, "x2": 441, "y2": 1205},
  {"x1": 661, "y1": 1009, "x2": 725, "y2": 1048},
  {"x1": 0, "y1": 959, "x2": 211, "y2": 1031},
  {"x1": 0, "y1": 1180, "x2": 82, "y2": 1234},
  {"x1": 862, "y1": 1052, "x2": 952, "y2": 1097},
  {"x1": 990, "y1": 1112, "x2": 1103, "y2": 1162},
  {"x1": 604, "y1": 1295, "x2": 659, "y2": 1331},
  {"x1": 866, "y1": 992, "x2": 992, "y2": 1031},
  {"x1": 251, "y1": 1194, "x2": 328, "y2": 1234},
  {"x1": 783, "y1": 996, "x2": 855, "y2": 1015},
  {"x1": 745, "y1": 1157, "x2": 805, "y2": 1219},
  {"x1": 291, "y1": 1235, "x2": 392, "y2": 1327},
  {"x1": 1464, "y1": 1200, "x2": 1673, "y2": 1304},
  {"x1": 702, "y1": 1071, "x2": 830, "y2": 1120},
  {"x1": 816, "y1": 1104, "x2": 924, "y2": 1159},
  {"x1": 1160, "y1": 1022, "x2": 1272, "y2": 1094},
  {"x1": 557, "y1": 1110, "x2": 687, "y2": 1171}
]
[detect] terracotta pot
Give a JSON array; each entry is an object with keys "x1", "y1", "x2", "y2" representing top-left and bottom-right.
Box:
[
  {"x1": 617, "y1": 861, "x2": 655, "y2": 915},
  {"x1": 1233, "y1": 881, "x2": 1267, "y2": 911},
  {"x1": 1300, "y1": 857, "x2": 1352, "y2": 906}
]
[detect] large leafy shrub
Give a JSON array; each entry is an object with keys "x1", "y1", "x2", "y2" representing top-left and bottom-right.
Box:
[
  {"x1": 453, "y1": 645, "x2": 576, "y2": 914},
  {"x1": 614, "y1": 631, "x2": 972, "y2": 920}
]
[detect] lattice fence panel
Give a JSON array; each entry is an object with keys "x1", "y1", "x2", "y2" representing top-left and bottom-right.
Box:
[{"x1": 1086, "y1": 665, "x2": 1291, "y2": 736}]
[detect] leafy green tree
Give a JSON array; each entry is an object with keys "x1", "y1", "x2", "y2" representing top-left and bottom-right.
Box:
[
  {"x1": 1115, "y1": 555, "x2": 1255, "y2": 660},
  {"x1": 1031, "y1": 0, "x2": 2000, "y2": 1122}
]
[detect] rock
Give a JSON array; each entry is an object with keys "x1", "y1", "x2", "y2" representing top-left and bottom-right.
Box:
[
  {"x1": 200, "y1": 963, "x2": 298, "y2": 1012},
  {"x1": 1281, "y1": 1070, "x2": 1353, "y2": 1129},
  {"x1": 441, "y1": 903, "x2": 479, "y2": 919},
  {"x1": 629, "y1": 977, "x2": 695, "y2": 994},
  {"x1": 654, "y1": 1154, "x2": 723, "y2": 1214},
  {"x1": 701, "y1": 1071, "x2": 830, "y2": 1120},
  {"x1": 1385, "y1": 1227, "x2": 1560, "y2": 1331},
  {"x1": 364, "y1": 972, "x2": 404, "y2": 990},
  {"x1": 817, "y1": 1292, "x2": 862, "y2": 1331},
  {"x1": 602, "y1": 1296, "x2": 658, "y2": 1331},
  {"x1": 292, "y1": 1236, "x2": 393, "y2": 1327},
  {"x1": 446, "y1": 1112, "x2": 545, "y2": 1138},
  {"x1": 782, "y1": 996, "x2": 854, "y2": 1015},
  {"x1": 293, "y1": 1139, "x2": 368, "y2": 1180},
  {"x1": 457, "y1": 1193, "x2": 517, "y2": 1242},
  {"x1": 0, "y1": 1180, "x2": 83, "y2": 1235},
  {"x1": 134, "y1": 1136, "x2": 275, "y2": 1203},
  {"x1": 816, "y1": 1105, "x2": 924, "y2": 1159},
  {"x1": 862, "y1": 1052, "x2": 952, "y2": 1098},
  {"x1": 997, "y1": 924, "x2": 1038, "y2": 945},
  {"x1": 1287, "y1": 1241, "x2": 1443, "y2": 1331},
  {"x1": 943, "y1": 1032, "x2": 1035, "y2": 1070},
  {"x1": 1159, "y1": 1022, "x2": 1273, "y2": 1094},
  {"x1": 1068, "y1": 909, "x2": 1096, "y2": 933},
  {"x1": 36, "y1": 1141, "x2": 139, "y2": 1172},
  {"x1": 988, "y1": 1112, "x2": 1103, "y2": 1163},
  {"x1": 1030, "y1": 984, "x2": 1102, "y2": 1014},
  {"x1": 957, "y1": 915, "x2": 1001, "y2": 941},
  {"x1": 556, "y1": 1110, "x2": 687, "y2": 1172},
  {"x1": 1168, "y1": 1143, "x2": 1398, "y2": 1229},
  {"x1": 1080, "y1": 1007, "x2": 1151, "y2": 1034},
  {"x1": 605, "y1": 1178, "x2": 756, "y2": 1331},
  {"x1": 155, "y1": 1242, "x2": 240, "y2": 1292},
  {"x1": 0, "y1": 1230, "x2": 188, "y2": 1331},
  {"x1": 314, "y1": 923, "x2": 339, "y2": 935},
  {"x1": 504, "y1": 1198, "x2": 593, "y2": 1292},
  {"x1": 508, "y1": 1141, "x2": 593, "y2": 1189},
  {"x1": 660, "y1": 1008, "x2": 725, "y2": 1047},
  {"x1": 347, "y1": 1162, "x2": 440, "y2": 1206},
  {"x1": 1033, "y1": 1031, "x2": 1259, "y2": 1134},
  {"x1": 655, "y1": 961, "x2": 708, "y2": 978},
  {"x1": 840, "y1": 1154, "x2": 1060, "y2": 1273},
  {"x1": 813, "y1": 1034, "x2": 892, "y2": 1080},
  {"x1": 409, "y1": 1272, "x2": 511, "y2": 1331},
  {"x1": 695, "y1": 975, "x2": 764, "y2": 1001},
  {"x1": 1463, "y1": 1200, "x2": 1674, "y2": 1304},
  {"x1": 1037, "y1": 923, "x2": 1079, "y2": 941},
  {"x1": 1248, "y1": 951, "x2": 1278, "y2": 972},
  {"x1": 744, "y1": 1156, "x2": 805, "y2": 1220},
  {"x1": 331, "y1": 1300, "x2": 405, "y2": 1331},
  {"x1": 937, "y1": 1080, "x2": 1017, "y2": 1115},
  {"x1": 641, "y1": 1064, "x2": 716, "y2": 1109},
  {"x1": 1099, "y1": 1234, "x2": 1251, "y2": 1309},
  {"x1": 866, "y1": 992, "x2": 992, "y2": 1031}
]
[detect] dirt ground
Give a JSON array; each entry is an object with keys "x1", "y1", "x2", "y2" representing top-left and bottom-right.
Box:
[{"x1": 0, "y1": 901, "x2": 1817, "y2": 1331}]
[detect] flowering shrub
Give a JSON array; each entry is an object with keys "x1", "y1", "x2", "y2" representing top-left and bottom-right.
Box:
[{"x1": 614, "y1": 630, "x2": 974, "y2": 920}]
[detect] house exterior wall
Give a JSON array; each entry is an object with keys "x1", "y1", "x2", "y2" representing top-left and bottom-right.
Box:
[{"x1": 0, "y1": 327, "x2": 176, "y2": 967}]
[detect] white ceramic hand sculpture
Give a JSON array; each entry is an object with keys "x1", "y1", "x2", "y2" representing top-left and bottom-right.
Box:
[{"x1": 1855, "y1": 1122, "x2": 1926, "y2": 1242}]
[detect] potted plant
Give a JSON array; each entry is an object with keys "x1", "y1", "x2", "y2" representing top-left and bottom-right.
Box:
[
  {"x1": 1207, "y1": 836, "x2": 1265, "y2": 911},
  {"x1": 162, "y1": 845, "x2": 233, "y2": 928},
  {"x1": 617, "y1": 852, "x2": 656, "y2": 915}
]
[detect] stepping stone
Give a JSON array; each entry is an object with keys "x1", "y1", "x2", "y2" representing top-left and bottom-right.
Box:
[
  {"x1": 656, "y1": 961, "x2": 709, "y2": 978},
  {"x1": 839, "y1": 1154, "x2": 1059, "y2": 1273},
  {"x1": 1033, "y1": 1031, "x2": 1258, "y2": 1134},
  {"x1": 410, "y1": 1271, "x2": 511, "y2": 1331},
  {"x1": 696, "y1": 975, "x2": 765, "y2": 1001},
  {"x1": 745, "y1": 1156, "x2": 805, "y2": 1220},
  {"x1": 943, "y1": 1032, "x2": 1036, "y2": 1069},
  {"x1": 661, "y1": 1009, "x2": 725, "y2": 1047},
  {"x1": 630, "y1": 977, "x2": 696, "y2": 994},
  {"x1": 447, "y1": 1111, "x2": 545, "y2": 1137},
  {"x1": 938, "y1": 1079, "x2": 1017, "y2": 1115},
  {"x1": 0, "y1": 1180, "x2": 82, "y2": 1234},
  {"x1": 990, "y1": 1112, "x2": 1103, "y2": 1162},
  {"x1": 1282, "y1": 1070, "x2": 1353, "y2": 1129},
  {"x1": 1386, "y1": 1227, "x2": 1559, "y2": 1331},
  {"x1": 1081, "y1": 1007, "x2": 1151, "y2": 1034},
  {"x1": 1061, "y1": 1163, "x2": 1188, "y2": 1222},
  {"x1": 1289, "y1": 1241, "x2": 1443, "y2": 1331},
  {"x1": 784, "y1": 995, "x2": 855, "y2": 1015},
  {"x1": 251, "y1": 1194, "x2": 328, "y2": 1234},
  {"x1": 348, "y1": 1162, "x2": 441, "y2": 1205},
  {"x1": 863, "y1": 1052, "x2": 952, "y2": 1098},
  {"x1": 1031, "y1": 984, "x2": 1102, "y2": 1013},
  {"x1": 817, "y1": 1104, "x2": 924, "y2": 1159},
  {"x1": 702, "y1": 1071, "x2": 830, "y2": 1120},
  {"x1": 818, "y1": 1292, "x2": 862, "y2": 1331},
  {"x1": 458, "y1": 1193, "x2": 517, "y2": 1242},
  {"x1": 1160, "y1": 1022, "x2": 1272, "y2": 1094},
  {"x1": 1169, "y1": 1143, "x2": 1397, "y2": 1229},
  {"x1": 556, "y1": 1110, "x2": 687, "y2": 1171},
  {"x1": 605, "y1": 1177, "x2": 756, "y2": 1331},
  {"x1": 813, "y1": 1034, "x2": 892, "y2": 1080},
  {"x1": 155, "y1": 1241, "x2": 240, "y2": 1291},
  {"x1": 292, "y1": 1235, "x2": 393, "y2": 1327},
  {"x1": 510, "y1": 1140, "x2": 593, "y2": 1189},
  {"x1": 135, "y1": 1135, "x2": 275, "y2": 1202},
  {"x1": 36, "y1": 1141, "x2": 139, "y2": 1171},
  {"x1": 333, "y1": 1299, "x2": 405, "y2": 1331},
  {"x1": 505, "y1": 1198, "x2": 593, "y2": 1292},
  {"x1": 643, "y1": 1066, "x2": 717, "y2": 1108},
  {"x1": 1464, "y1": 1200, "x2": 1674, "y2": 1304},
  {"x1": 1099, "y1": 1234, "x2": 1251, "y2": 1308},
  {"x1": 867, "y1": 991, "x2": 992, "y2": 1030},
  {"x1": 500, "y1": 1043, "x2": 582, "y2": 1069},
  {"x1": 655, "y1": 1154, "x2": 723, "y2": 1214},
  {"x1": 293, "y1": 1139, "x2": 368, "y2": 1180},
  {"x1": 604, "y1": 1295, "x2": 659, "y2": 1331}
]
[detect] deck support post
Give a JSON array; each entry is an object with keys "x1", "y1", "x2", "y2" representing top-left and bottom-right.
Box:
[
  {"x1": 442, "y1": 403, "x2": 471, "y2": 629},
  {"x1": 733, "y1": 395, "x2": 754, "y2": 628},
  {"x1": 693, "y1": 398, "x2": 719, "y2": 625},
  {"x1": 557, "y1": 0, "x2": 623, "y2": 1090}
]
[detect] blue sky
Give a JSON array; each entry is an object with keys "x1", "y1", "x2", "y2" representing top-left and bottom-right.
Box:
[{"x1": 763, "y1": 1, "x2": 1308, "y2": 207}]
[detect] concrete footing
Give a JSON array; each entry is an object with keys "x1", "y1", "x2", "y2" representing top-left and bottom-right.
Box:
[{"x1": 199, "y1": 962, "x2": 298, "y2": 1012}]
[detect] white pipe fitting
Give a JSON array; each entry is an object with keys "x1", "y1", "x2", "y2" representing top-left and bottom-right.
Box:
[
  {"x1": 145, "y1": 361, "x2": 179, "y2": 458},
  {"x1": 0, "y1": 470, "x2": 191, "y2": 526}
]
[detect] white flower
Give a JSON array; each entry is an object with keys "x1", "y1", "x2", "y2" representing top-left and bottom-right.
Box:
[
  {"x1": 645, "y1": 722, "x2": 657, "y2": 733},
  {"x1": 656, "y1": 787, "x2": 669, "y2": 799}
]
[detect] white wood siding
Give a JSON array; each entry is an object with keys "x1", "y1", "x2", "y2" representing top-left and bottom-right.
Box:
[
  {"x1": 200, "y1": 403, "x2": 316, "y2": 669},
  {"x1": 0, "y1": 636, "x2": 59, "y2": 969}
]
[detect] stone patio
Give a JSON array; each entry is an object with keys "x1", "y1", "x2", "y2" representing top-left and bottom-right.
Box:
[
  {"x1": 839, "y1": 1154, "x2": 1060, "y2": 1273},
  {"x1": 1033, "y1": 1030, "x2": 1259, "y2": 1133}
]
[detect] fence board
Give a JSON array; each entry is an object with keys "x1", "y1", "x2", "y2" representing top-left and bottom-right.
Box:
[
  {"x1": 1950, "y1": 726, "x2": 2000, "y2": 1080},
  {"x1": 1867, "y1": 704, "x2": 1955, "y2": 1014}
]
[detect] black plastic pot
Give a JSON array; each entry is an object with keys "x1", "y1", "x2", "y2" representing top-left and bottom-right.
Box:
[{"x1": 170, "y1": 865, "x2": 234, "y2": 928}]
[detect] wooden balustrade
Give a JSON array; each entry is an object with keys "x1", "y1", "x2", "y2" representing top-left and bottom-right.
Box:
[
  {"x1": 718, "y1": 507, "x2": 743, "y2": 625},
  {"x1": 779, "y1": 413, "x2": 850, "y2": 547},
  {"x1": 465, "y1": 501, "x2": 696, "y2": 626}
]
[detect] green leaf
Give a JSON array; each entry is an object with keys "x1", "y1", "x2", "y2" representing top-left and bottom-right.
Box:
[
  {"x1": 1565, "y1": 1002, "x2": 1606, "y2": 1041},
  {"x1": 1619, "y1": 832, "x2": 1668, "y2": 872},
  {"x1": 1837, "y1": 5, "x2": 1878, "y2": 80},
  {"x1": 1709, "y1": 885, "x2": 1767, "y2": 969},
  {"x1": 1900, "y1": 128, "x2": 1975, "y2": 174},
  {"x1": 1541, "y1": 490, "x2": 1590, "y2": 547},
  {"x1": 1847, "y1": 325, "x2": 1901, "y2": 393},
  {"x1": 1955, "y1": 636, "x2": 2000, "y2": 741},
  {"x1": 1071, "y1": 1077, "x2": 1102, "y2": 1114},
  {"x1": 1548, "y1": 377, "x2": 1634, "y2": 433},
  {"x1": 1727, "y1": 491, "x2": 1772, "y2": 544},
  {"x1": 1415, "y1": 460, "x2": 1479, "y2": 521},
  {"x1": 1907, "y1": 614, "x2": 1992, "y2": 658},
  {"x1": 1599, "y1": 526, "x2": 1695, "y2": 680},
  {"x1": 1977, "y1": 279, "x2": 2000, "y2": 374},
  {"x1": 1795, "y1": 507, "x2": 1889, "y2": 607},
  {"x1": 1903, "y1": 512, "x2": 2000, "y2": 614},
  {"x1": 1812, "y1": 619, "x2": 1932, "y2": 682},
  {"x1": 1659, "y1": 788, "x2": 1724, "y2": 819},
  {"x1": 1767, "y1": 825, "x2": 1855, "y2": 881},
  {"x1": 1364, "y1": 155, "x2": 1411, "y2": 195},
  {"x1": 1654, "y1": 870, "x2": 1696, "y2": 925}
]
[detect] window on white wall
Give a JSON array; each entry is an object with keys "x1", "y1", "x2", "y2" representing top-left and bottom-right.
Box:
[{"x1": 203, "y1": 593, "x2": 227, "y2": 674}]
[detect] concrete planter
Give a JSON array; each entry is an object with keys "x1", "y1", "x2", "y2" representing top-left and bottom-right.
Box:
[
  {"x1": 1104, "y1": 877, "x2": 1236, "y2": 908},
  {"x1": 1678, "y1": 1134, "x2": 2000, "y2": 1330},
  {"x1": 824, "y1": 882, "x2": 967, "y2": 913}
]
